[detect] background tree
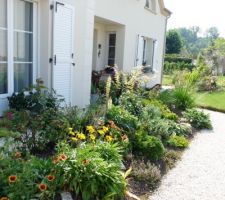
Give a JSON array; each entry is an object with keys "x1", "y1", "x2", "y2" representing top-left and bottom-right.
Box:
[
  {"x1": 206, "y1": 27, "x2": 220, "y2": 40},
  {"x1": 166, "y1": 30, "x2": 183, "y2": 54}
]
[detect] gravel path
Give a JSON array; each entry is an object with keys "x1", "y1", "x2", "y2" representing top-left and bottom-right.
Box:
[{"x1": 149, "y1": 110, "x2": 225, "y2": 200}]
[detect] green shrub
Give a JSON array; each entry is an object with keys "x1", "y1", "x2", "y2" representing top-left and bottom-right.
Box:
[
  {"x1": 55, "y1": 142, "x2": 126, "y2": 200},
  {"x1": 165, "y1": 54, "x2": 193, "y2": 64},
  {"x1": 142, "y1": 99, "x2": 178, "y2": 121},
  {"x1": 106, "y1": 106, "x2": 138, "y2": 132},
  {"x1": 0, "y1": 155, "x2": 57, "y2": 199},
  {"x1": 168, "y1": 135, "x2": 189, "y2": 149},
  {"x1": 132, "y1": 160, "x2": 161, "y2": 187},
  {"x1": 143, "y1": 118, "x2": 192, "y2": 142},
  {"x1": 119, "y1": 91, "x2": 143, "y2": 116},
  {"x1": 8, "y1": 79, "x2": 62, "y2": 113},
  {"x1": 135, "y1": 131, "x2": 165, "y2": 161},
  {"x1": 163, "y1": 150, "x2": 182, "y2": 172},
  {"x1": 172, "y1": 87, "x2": 195, "y2": 111},
  {"x1": 140, "y1": 105, "x2": 162, "y2": 122},
  {"x1": 183, "y1": 109, "x2": 212, "y2": 129},
  {"x1": 197, "y1": 75, "x2": 217, "y2": 91}
]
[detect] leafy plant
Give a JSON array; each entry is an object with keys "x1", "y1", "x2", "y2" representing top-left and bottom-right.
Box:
[
  {"x1": 142, "y1": 99, "x2": 178, "y2": 121},
  {"x1": 171, "y1": 86, "x2": 195, "y2": 111},
  {"x1": 106, "y1": 106, "x2": 138, "y2": 133},
  {"x1": 183, "y1": 109, "x2": 212, "y2": 129},
  {"x1": 167, "y1": 135, "x2": 189, "y2": 149},
  {"x1": 142, "y1": 118, "x2": 192, "y2": 142},
  {"x1": 135, "y1": 131, "x2": 165, "y2": 161},
  {"x1": 8, "y1": 79, "x2": 62, "y2": 113},
  {"x1": 132, "y1": 160, "x2": 161, "y2": 187},
  {"x1": 119, "y1": 91, "x2": 143, "y2": 116},
  {"x1": 162, "y1": 150, "x2": 182, "y2": 172},
  {"x1": 54, "y1": 142, "x2": 126, "y2": 200}
]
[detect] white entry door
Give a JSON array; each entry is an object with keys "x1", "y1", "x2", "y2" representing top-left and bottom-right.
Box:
[{"x1": 53, "y1": 2, "x2": 75, "y2": 105}]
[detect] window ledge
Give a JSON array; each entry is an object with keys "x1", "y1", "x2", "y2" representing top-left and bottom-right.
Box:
[{"x1": 144, "y1": 6, "x2": 157, "y2": 15}]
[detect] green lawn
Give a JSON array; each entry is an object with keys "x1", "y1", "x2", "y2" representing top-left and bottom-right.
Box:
[
  {"x1": 162, "y1": 74, "x2": 225, "y2": 111},
  {"x1": 162, "y1": 74, "x2": 173, "y2": 86},
  {"x1": 195, "y1": 91, "x2": 225, "y2": 111}
]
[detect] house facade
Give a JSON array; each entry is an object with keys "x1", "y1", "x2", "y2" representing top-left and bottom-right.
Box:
[{"x1": 0, "y1": 0, "x2": 170, "y2": 114}]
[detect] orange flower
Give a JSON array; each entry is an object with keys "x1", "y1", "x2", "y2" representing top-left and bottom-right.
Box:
[
  {"x1": 82, "y1": 159, "x2": 90, "y2": 166},
  {"x1": 121, "y1": 134, "x2": 129, "y2": 142},
  {"x1": 8, "y1": 175, "x2": 17, "y2": 183},
  {"x1": 0, "y1": 197, "x2": 9, "y2": 200},
  {"x1": 14, "y1": 151, "x2": 22, "y2": 158},
  {"x1": 59, "y1": 154, "x2": 68, "y2": 161},
  {"x1": 47, "y1": 175, "x2": 55, "y2": 182},
  {"x1": 38, "y1": 183, "x2": 47, "y2": 192},
  {"x1": 52, "y1": 157, "x2": 60, "y2": 164}
]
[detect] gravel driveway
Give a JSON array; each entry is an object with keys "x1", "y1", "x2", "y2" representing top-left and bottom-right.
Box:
[{"x1": 149, "y1": 110, "x2": 225, "y2": 200}]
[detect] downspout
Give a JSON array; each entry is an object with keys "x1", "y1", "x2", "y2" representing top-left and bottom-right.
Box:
[{"x1": 160, "y1": 14, "x2": 170, "y2": 85}]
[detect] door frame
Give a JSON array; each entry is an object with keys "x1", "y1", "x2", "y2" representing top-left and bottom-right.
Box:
[{"x1": 52, "y1": 1, "x2": 75, "y2": 104}]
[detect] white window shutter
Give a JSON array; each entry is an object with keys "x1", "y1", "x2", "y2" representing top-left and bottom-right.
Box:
[{"x1": 136, "y1": 35, "x2": 144, "y2": 66}]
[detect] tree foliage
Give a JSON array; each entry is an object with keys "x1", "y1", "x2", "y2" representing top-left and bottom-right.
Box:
[{"x1": 166, "y1": 30, "x2": 183, "y2": 54}]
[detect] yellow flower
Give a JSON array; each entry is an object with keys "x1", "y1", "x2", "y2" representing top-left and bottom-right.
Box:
[
  {"x1": 77, "y1": 133, "x2": 86, "y2": 140},
  {"x1": 105, "y1": 135, "x2": 113, "y2": 142},
  {"x1": 86, "y1": 125, "x2": 95, "y2": 134},
  {"x1": 71, "y1": 137, "x2": 78, "y2": 142},
  {"x1": 69, "y1": 131, "x2": 75, "y2": 136},
  {"x1": 98, "y1": 130, "x2": 105, "y2": 135},
  {"x1": 68, "y1": 128, "x2": 73, "y2": 132},
  {"x1": 102, "y1": 126, "x2": 109, "y2": 133},
  {"x1": 89, "y1": 134, "x2": 96, "y2": 141}
]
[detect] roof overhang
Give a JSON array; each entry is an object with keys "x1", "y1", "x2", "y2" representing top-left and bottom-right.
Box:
[{"x1": 158, "y1": 0, "x2": 172, "y2": 17}]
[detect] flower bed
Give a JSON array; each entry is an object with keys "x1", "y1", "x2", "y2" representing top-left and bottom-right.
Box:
[{"x1": 0, "y1": 74, "x2": 212, "y2": 200}]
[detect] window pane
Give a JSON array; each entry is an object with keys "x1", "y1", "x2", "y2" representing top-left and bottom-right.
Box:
[
  {"x1": 109, "y1": 34, "x2": 116, "y2": 46},
  {"x1": 0, "y1": 0, "x2": 7, "y2": 28},
  {"x1": 108, "y1": 47, "x2": 116, "y2": 59},
  {"x1": 14, "y1": 64, "x2": 33, "y2": 92},
  {"x1": 0, "y1": 64, "x2": 7, "y2": 94},
  {"x1": 14, "y1": 32, "x2": 33, "y2": 62},
  {"x1": 14, "y1": 0, "x2": 33, "y2": 31},
  {"x1": 108, "y1": 59, "x2": 115, "y2": 66},
  {"x1": 0, "y1": 30, "x2": 7, "y2": 61}
]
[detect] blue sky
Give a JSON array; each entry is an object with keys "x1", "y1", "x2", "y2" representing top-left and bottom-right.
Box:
[{"x1": 164, "y1": 0, "x2": 225, "y2": 37}]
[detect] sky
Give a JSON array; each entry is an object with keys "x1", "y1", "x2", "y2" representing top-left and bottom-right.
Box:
[{"x1": 164, "y1": 0, "x2": 225, "y2": 37}]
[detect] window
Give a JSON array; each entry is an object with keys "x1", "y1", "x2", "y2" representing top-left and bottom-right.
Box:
[
  {"x1": 0, "y1": 0, "x2": 36, "y2": 96},
  {"x1": 108, "y1": 33, "x2": 116, "y2": 66},
  {"x1": 14, "y1": 0, "x2": 33, "y2": 92},
  {"x1": 145, "y1": 0, "x2": 156, "y2": 12},
  {"x1": 0, "y1": 0, "x2": 7, "y2": 94},
  {"x1": 136, "y1": 35, "x2": 156, "y2": 72},
  {"x1": 142, "y1": 37, "x2": 154, "y2": 67}
]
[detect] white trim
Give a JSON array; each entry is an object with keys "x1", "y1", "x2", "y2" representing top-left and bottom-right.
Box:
[
  {"x1": 14, "y1": 29, "x2": 33, "y2": 34},
  {"x1": 0, "y1": 0, "x2": 38, "y2": 100},
  {"x1": 0, "y1": 27, "x2": 7, "y2": 30}
]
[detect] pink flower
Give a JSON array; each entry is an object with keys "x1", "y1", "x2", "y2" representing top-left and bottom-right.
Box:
[{"x1": 6, "y1": 112, "x2": 13, "y2": 120}]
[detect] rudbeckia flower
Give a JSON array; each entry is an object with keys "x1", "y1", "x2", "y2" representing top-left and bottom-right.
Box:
[
  {"x1": 8, "y1": 175, "x2": 17, "y2": 183},
  {"x1": 14, "y1": 151, "x2": 22, "y2": 158},
  {"x1": 0, "y1": 197, "x2": 9, "y2": 200},
  {"x1": 47, "y1": 175, "x2": 55, "y2": 182},
  {"x1": 59, "y1": 154, "x2": 68, "y2": 161},
  {"x1": 38, "y1": 183, "x2": 47, "y2": 191}
]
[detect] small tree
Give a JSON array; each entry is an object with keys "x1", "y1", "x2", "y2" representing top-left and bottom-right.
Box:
[{"x1": 166, "y1": 30, "x2": 183, "y2": 54}]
